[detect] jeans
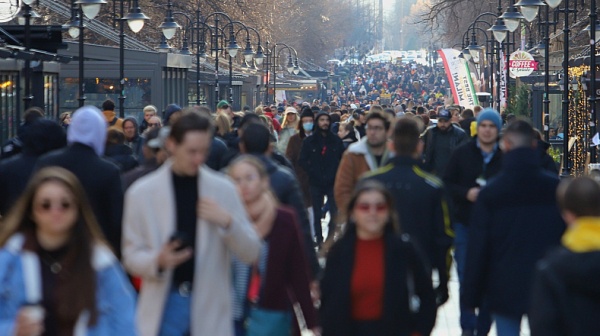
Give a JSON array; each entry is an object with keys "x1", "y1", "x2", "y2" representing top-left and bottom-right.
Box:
[
  {"x1": 234, "y1": 320, "x2": 245, "y2": 336},
  {"x1": 454, "y1": 223, "x2": 492, "y2": 335},
  {"x1": 158, "y1": 288, "x2": 192, "y2": 336},
  {"x1": 493, "y1": 314, "x2": 522, "y2": 336},
  {"x1": 310, "y1": 185, "x2": 337, "y2": 244}
]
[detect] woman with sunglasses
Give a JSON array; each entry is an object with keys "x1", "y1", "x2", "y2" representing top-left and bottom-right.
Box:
[
  {"x1": 228, "y1": 156, "x2": 318, "y2": 336},
  {"x1": 320, "y1": 180, "x2": 436, "y2": 336},
  {"x1": 0, "y1": 167, "x2": 137, "y2": 336}
]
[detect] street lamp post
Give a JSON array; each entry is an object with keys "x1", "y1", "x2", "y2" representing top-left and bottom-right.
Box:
[
  {"x1": 221, "y1": 21, "x2": 250, "y2": 104},
  {"x1": 559, "y1": 0, "x2": 573, "y2": 177},
  {"x1": 22, "y1": 0, "x2": 34, "y2": 110},
  {"x1": 270, "y1": 43, "x2": 299, "y2": 104},
  {"x1": 264, "y1": 41, "x2": 271, "y2": 105},
  {"x1": 584, "y1": 3, "x2": 599, "y2": 161},
  {"x1": 199, "y1": 12, "x2": 240, "y2": 108},
  {"x1": 489, "y1": 8, "x2": 509, "y2": 111},
  {"x1": 542, "y1": 5, "x2": 553, "y2": 141},
  {"x1": 77, "y1": 7, "x2": 85, "y2": 107},
  {"x1": 117, "y1": 0, "x2": 148, "y2": 118}
]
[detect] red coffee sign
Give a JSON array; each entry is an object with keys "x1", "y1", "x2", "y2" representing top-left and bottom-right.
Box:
[{"x1": 509, "y1": 51, "x2": 538, "y2": 78}]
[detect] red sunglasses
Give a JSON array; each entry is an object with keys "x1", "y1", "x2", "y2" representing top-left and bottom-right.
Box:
[{"x1": 355, "y1": 203, "x2": 388, "y2": 213}]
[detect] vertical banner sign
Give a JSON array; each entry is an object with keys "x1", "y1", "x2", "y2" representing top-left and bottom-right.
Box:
[
  {"x1": 521, "y1": 24, "x2": 526, "y2": 51},
  {"x1": 437, "y1": 49, "x2": 479, "y2": 109},
  {"x1": 500, "y1": 51, "x2": 507, "y2": 110}
]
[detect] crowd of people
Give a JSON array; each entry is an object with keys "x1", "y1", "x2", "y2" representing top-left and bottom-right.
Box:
[{"x1": 0, "y1": 59, "x2": 597, "y2": 336}]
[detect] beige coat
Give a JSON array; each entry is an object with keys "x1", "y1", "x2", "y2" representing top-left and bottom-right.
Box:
[{"x1": 122, "y1": 161, "x2": 261, "y2": 336}]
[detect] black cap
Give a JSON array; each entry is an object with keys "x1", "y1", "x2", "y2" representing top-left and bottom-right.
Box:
[{"x1": 438, "y1": 109, "x2": 451, "y2": 121}]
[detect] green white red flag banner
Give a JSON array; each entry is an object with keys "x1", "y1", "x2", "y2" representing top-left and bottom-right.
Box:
[{"x1": 437, "y1": 49, "x2": 479, "y2": 109}]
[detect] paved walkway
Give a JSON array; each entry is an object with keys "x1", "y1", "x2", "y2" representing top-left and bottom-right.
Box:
[{"x1": 432, "y1": 265, "x2": 531, "y2": 336}]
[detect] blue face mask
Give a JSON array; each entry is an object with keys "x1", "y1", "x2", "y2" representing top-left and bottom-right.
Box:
[{"x1": 303, "y1": 123, "x2": 313, "y2": 132}]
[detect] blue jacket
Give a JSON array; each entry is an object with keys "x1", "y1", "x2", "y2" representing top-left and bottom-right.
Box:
[
  {"x1": 462, "y1": 148, "x2": 565, "y2": 318},
  {"x1": 0, "y1": 234, "x2": 138, "y2": 336}
]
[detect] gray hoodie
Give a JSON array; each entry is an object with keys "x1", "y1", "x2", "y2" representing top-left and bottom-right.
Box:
[{"x1": 123, "y1": 116, "x2": 145, "y2": 163}]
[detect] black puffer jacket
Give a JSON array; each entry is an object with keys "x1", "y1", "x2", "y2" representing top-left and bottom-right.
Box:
[
  {"x1": 530, "y1": 247, "x2": 600, "y2": 336},
  {"x1": 298, "y1": 112, "x2": 345, "y2": 187},
  {"x1": 105, "y1": 144, "x2": 139, "y2": 172},
  {"x1": 443, "y1": 139, "x2": 503, "y2": 226},
  {"x1": 422, "y1": 124, "x2": 468, "y2": 176}
]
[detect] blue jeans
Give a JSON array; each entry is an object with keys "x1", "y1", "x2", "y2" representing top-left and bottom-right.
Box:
[
  {"x1": 454, "y1": 223, "x2": 492, "y2": 335},
  {"x1": 493, "y1": 314, "x2": 522, "y2": 336},
  {"x1": 158, "y1": 288, "x2": 192, "y2": 336},
  {"x1": 234, "y1": 320, "x2": 245, "y2": 336}
]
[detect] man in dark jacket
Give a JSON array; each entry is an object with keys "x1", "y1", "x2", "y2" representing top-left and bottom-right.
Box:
[
  {"x1": 462, "y1": 120, "x2": 565, "y2": 336},
  {"x1": 105, "y1": 129, "x2": 139, "y2": 172},
  {"x1": 1, "y1": 107, "x2": 45, "y2": 160},
  {"x1": 443, "y1": 108, "x2": 503, "y2": 336},
  {"x1": 0, "y1": 119, "x2": 66, "y2": 215},
  {"x1": 298, "y1": 111, "x2": 345, "y2": 246},
  {"x1": 239, "y1": 123, "x2": 320, "y2": 278},
  {"x1": 123, "y1": 116, "x2": 145, "y2": 163},
  {"x1": 422, "y1": 109, "x2": 468, "y2": 176},
  {"x1": 365, "y1": 116, "x2": 453, "y2": 307},
  {"x1": 530, "y1": 177, "x2": 600, "y2": 336},
  {"x1": 123, "y1": 127, "x2": 163, "y2": 190},
  {"x1": 35, "y1": 106, "x2": 125, "y2": 257}
]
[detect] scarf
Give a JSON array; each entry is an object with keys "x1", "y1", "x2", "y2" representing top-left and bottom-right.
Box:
[
  {"x1": 562, "y1": 217, "x2": 600, "y2": 253},
  {"x1": 245, "y1": 192, "x2": 277, "y2": 240}
]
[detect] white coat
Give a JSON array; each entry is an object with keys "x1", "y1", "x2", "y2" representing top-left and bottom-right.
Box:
[{"x1": 122, "y1": 161, "x2": 261, "y2": 336}]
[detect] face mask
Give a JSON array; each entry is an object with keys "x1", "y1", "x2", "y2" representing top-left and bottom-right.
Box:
[{"x1": 303, "y1": 123, "x2": 313, "y2": 132}]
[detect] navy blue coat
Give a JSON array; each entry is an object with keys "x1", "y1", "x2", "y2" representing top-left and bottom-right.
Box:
[
  {"x1": 365, "y1": 156, "x2": 454, "y2": 290},
  {"x1": 462, "y1": 147, "x2": 565, "y2": 318},
  {"x1": 254, "y1": 155, "x2": 320, "y2": 278}
]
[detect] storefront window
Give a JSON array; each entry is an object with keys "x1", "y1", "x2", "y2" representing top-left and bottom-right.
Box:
[
  {"x1": 44, "y1": 74, "x2": 58, "y2": 119},
  {"x1": 0, "y1": 73, "x2": 19, "y2": 143},
  {"x1": 547, "y1": 93, "x2": 563, "y2": 140},
  {"x1": 60, "y1": 78, "x2": 151, "y2": 120}
]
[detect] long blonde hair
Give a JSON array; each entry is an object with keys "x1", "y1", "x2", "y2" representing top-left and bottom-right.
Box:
[
  {"x1": 215, "y1": 112, "x2": 232, "y2": 136},
  {"x1": 281, "y1": 110, "x2": 298, "y2": 129},
  {"x1": 0, "y1": 167, "x2": 109, "y2": 325}
]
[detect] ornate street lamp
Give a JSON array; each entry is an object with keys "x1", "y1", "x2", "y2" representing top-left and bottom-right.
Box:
[{"x1": 514, "y1": 0, "x2": 546, "y2": 22}]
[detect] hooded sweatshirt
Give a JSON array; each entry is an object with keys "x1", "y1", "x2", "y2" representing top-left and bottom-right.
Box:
[
  {"x1": 0, "y1": 119, "x2": 67, "y2": 215},
  {"x1": 123, "y1": 116, "x2": 145, "y2": 163},
  {"x1": 68, "y1": 106, "x2": 107, "y2": 156}
]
